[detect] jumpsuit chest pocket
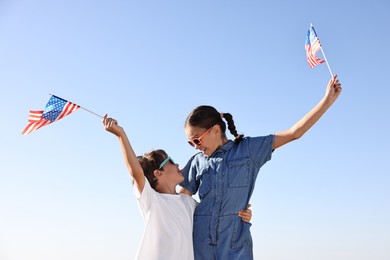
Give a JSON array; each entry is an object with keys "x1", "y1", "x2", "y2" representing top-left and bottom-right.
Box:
[{"x1": 227, "y1": 158, "x2": 250, "y2": 188}]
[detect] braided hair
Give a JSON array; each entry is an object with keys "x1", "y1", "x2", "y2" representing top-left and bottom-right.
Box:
[{"x1": 185, "y1": 105, "x2": 244, "y2": 144}]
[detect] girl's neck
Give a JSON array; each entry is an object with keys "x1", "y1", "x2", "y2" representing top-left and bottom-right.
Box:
[{"x1": 216, "y1": 137, "x2": 229, "y2": 149}]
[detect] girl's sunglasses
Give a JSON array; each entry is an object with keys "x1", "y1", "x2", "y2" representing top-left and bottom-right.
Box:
[
  {"x1": 159, "y1": 156, "x2": 176, "y2": 169},
  {"x1": 187, "y1": 126, "x2": 213, "y2": 147}
]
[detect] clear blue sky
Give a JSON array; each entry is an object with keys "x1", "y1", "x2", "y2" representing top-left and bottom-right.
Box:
[{"x1": 1, "y1": 1, "x2": 389, "y2": 259}]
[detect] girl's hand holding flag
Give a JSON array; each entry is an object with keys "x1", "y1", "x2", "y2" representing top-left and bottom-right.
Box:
[{"x1": 326, "y1": 75, "x2": 342, "y2": 105}]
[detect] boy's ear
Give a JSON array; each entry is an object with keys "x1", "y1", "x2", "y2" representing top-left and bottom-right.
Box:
[{"x1": 153, "y1": 169, "x2": 163, "y2": 179}]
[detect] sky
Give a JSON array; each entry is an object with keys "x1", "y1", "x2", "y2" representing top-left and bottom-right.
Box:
[{"x1": 1, "y1": 1, "x2": 389, "y2": 259}]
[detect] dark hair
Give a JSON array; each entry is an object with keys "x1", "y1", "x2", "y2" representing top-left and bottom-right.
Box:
[
  {"x1": 184, "y1": 105, "x2": 244, "y2": 144},
  {"x1": 137, "y1": 149, "x2": 167, "y2": 190}
]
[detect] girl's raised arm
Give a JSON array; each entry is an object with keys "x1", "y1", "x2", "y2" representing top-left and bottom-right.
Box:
[{"x1": 273, "y1": 75, "x2": 342, "y2": 150}]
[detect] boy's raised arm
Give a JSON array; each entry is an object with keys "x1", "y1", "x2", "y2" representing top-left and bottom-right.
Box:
[{"x1": 103, "y1": 115, "x2": 145, "y2": 193}]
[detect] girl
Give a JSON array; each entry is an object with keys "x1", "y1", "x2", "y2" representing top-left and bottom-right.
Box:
[
  {"x1": 180, "y1": 75, "x2": 342, "y2": 259},
  {"x1": 102, "y1": 116, "x2": 252, "y2": 260}
]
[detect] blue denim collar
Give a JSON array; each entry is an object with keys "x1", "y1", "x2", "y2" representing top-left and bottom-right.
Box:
[{"x1": 213, "y1": 139, "x2": 234, "y2": 154}]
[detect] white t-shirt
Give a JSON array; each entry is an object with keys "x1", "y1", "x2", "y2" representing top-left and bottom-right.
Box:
[{"x1": 134, "y1": 178, "x2": 197, "y2": 260}]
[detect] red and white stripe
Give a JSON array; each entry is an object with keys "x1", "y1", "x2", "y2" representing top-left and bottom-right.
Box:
[
  {"x1": 22, "y1": 110, "x2": 51, "y2": 135},
  {"x1": 305, "y1": 38, "x2": 324, "y2": 68},
  {"x1": 22, "y1": 102, "x2": 80, "y2": 135},
  {"x1": 55, "y1": 102, "x2": 80, "y2": 121}
]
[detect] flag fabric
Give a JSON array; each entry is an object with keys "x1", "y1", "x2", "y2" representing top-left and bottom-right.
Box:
[
  {"x1": 22, "y1": 95, "x2": 80, "y2": 135},
  {"x1": 305, "y1": 25, "x2": 325, "y2": 68}
]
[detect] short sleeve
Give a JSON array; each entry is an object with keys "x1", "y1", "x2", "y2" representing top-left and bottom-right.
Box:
[
  {"x1": 248, "y1": 134, "x2": 275, "y2": 169},
  {"x1": 134, "y1": 177, "x2": 153, "y2": 213}
]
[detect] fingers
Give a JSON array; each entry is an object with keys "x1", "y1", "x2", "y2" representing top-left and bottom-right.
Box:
[
  {"x1": 243, "y1": 208, "x2": 252, "y2": 215},
  {"x1": 335, "y1": 82, "x2": 342, "y2": 92},
  {"x1": 106, "y1": 118, "x2": 117, "y2": 128},
  {"x1": 102, "y1": 114, "x2": 118, "y2": 129},
  {"x1": 238, "y1": 210, "x2": 252, "y2": 223},
  {"x1": 328, "y1": 74, "x2": 342, "y2": 94},
  {"x1": 330, "y1": 74, "x2": 338, "y2": 85},
  {"x1": 238, "y1": 208, "x2": 253, "y2": 223},
  {"x1": 332, "y1": 75, "x2": 342, "y2": 92}
]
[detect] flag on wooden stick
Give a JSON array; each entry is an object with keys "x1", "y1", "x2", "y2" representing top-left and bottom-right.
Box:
[{"x1": 22, "y1": 95, "x2": 80, "y2": 135}]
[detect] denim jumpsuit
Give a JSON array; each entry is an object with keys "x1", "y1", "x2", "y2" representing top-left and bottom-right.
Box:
[{"x1": 181, "y1": 135, "x2": 274, "y2": 260}]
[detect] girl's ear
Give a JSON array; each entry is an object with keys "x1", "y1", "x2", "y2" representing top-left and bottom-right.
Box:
[{"x1": 213, "y1": 124, "x2": 221, "y2": 135}]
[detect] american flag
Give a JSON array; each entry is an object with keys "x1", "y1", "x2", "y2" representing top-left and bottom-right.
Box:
[
  {"x1": 305, "y1": 25, "x2": 325, "y2": 68},
  {"x1": 22, "y1": 95, "x2": 80, "y2": 135}
]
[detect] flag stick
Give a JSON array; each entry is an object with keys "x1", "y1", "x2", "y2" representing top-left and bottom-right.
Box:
[
  {"x1": 320, "y1": 47, "x2": 334, "y2": 77},
  {"x1": 311, "y1": 23, "x2": 334, "y2": 77},
  {"x1": 79, "y1": 106, "x2": 104, "y2": 118},
  {"x1": 48, "y1": 93, "x2": 104, "y2": 118}
]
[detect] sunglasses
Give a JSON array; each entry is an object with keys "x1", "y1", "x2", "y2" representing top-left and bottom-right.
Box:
[
  {"x1": 187, "y1": 126, "x2": 213, "y2": 147},
  {"x1": 159, "y1": 156, "x2": 176, "y2": 169}
]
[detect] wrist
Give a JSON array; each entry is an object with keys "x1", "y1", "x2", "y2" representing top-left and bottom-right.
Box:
[{"x1": 322, "y1": 94, "x2": 335, "y2": 107}]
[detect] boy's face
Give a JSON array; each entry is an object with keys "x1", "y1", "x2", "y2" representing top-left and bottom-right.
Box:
[{"x1": 159, "y1": 157, "x2": 184, "y2": 185}]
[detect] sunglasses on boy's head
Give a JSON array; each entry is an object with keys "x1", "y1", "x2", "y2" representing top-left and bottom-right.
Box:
[
  {"x1": 187, "y1": 126, "x2": 213, "y2": 147},
  {"x1": 159, "y1": 156, "x2": 176, "y2": 169}
]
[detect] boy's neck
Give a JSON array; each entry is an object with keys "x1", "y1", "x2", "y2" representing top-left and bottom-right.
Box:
[{"x1": 156, "y1": 184, "x2": 178, "y2": 195}]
